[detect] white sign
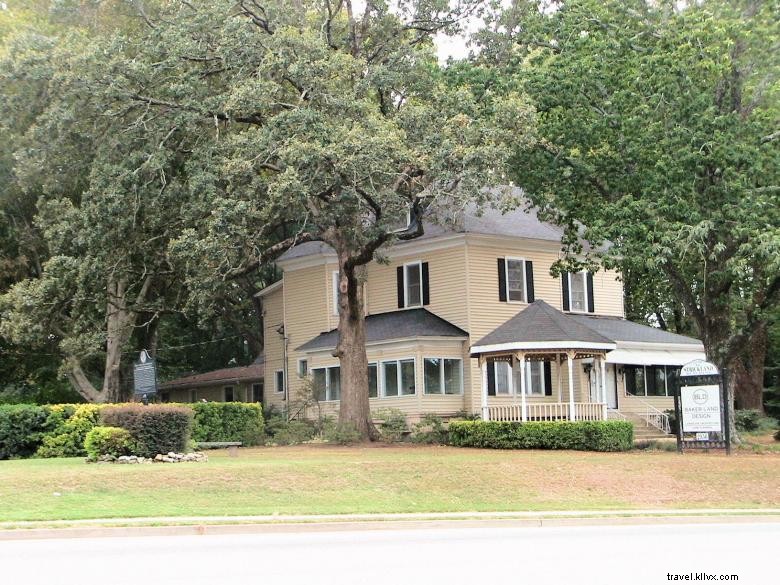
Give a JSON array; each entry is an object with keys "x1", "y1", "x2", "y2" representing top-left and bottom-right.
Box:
[
  {"x1": 680, "y1": 359, "x2": 719, "y2": 377},
  {"x1": 681, "y1": 384, "x2": 722, "y2": 432},
  {"x1": 696, "y1": 432, "x2": 709, "y2": 441}
]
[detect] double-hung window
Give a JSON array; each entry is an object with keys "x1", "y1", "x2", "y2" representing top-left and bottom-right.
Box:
[
  {"x1": 275, "y1": 370, "x2": 285, "y2": 394},
  {"x1": 524, "y1": 362, "x2": 546, "y2": 396},
  {"x1": 423, "y1": 358, "x2": 463, "y2": 395},
  {"x1": 404, "y1": 262, "x2": 422, "y2": 307},
  {"x1": 494, "y1": 361, "x2": 512, "y2": 395},
  {"x1": 506, "y1": 258, "x2": 527, "y2": 302},
  {"x1": 312, "y1": 366, "x2": 341, "y2": 401},
  {"x1": 563, "y1": 270, "x2": 594, "y2": 313},
  {"x1": 381, "y1": 358, "x2": 416, "y2": 397}
]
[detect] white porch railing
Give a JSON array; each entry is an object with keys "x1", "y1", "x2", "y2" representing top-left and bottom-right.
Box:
[
  {"x1": 632, "y1": 397, "x2": 672, "y2": 434},
  {"x1": 485, "y1": 403, "x2": 606, "y2": 422}
]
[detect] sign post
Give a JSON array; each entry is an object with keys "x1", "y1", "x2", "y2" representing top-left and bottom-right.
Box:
[
  {"x1": 674, "y1": 359, "x2": 730, "y2": 455},
  {"x1": 133, "y1": 350, "x2": 158, "y2": 402}
]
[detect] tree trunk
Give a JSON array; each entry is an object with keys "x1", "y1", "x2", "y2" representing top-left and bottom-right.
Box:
[
  {"x1": 102, "y1": 277, "x2": 135, "y2": 402},
  {"x1": 732, "y1": 321, "x2": 767, "y2": 412},
  {"x1": 65, "y1": 358, "x2": 105, "y2": 403},
  {"x1": 334, "y1": 254, "x2": 377, "y2": 441}
]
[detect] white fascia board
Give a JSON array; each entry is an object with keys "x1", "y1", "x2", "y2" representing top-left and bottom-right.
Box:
[
  {"x1": 617, "y1": 340, "x2": 705, "y2": 351},
  {"x1": 276, "y1": 251, "x2": 337, "y2": 271},
  {"x1": 470, "y1": 341, "x2": 617, "y2": 354},
  {"x1": 255, "y1": 280, "x2": 283, "y2": 297},
  {"x1": 299, "y1": 335, "x2": 468, "y2": 355},
  {"x1": 464, "y1": 233, "x2": 565, "y2": 253}
]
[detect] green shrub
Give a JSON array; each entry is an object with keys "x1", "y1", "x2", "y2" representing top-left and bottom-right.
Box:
[
  {"x1": 191, "y1": 402, "x2": 264, "y2": 446},
  {"x1": 374, "y1": 408, "x2": 407, "y2": 442},
  {"x1": 101, "y1": 404, "x2": 193, "y2": 457},
  {"x1": 735, "y1": 409, "x2": 762, "y2": 432},
  {"x1": 322, "y1": 421, "x2": 361, "y2": 445},
  {"x1": 36, "y1": 404, "x2": 102, "y2": 458},
  {"x1": 447, "y1": 420, "x2": 634, "y2": 452},
  {"x1": 84, "y1": 426, "x2": 136, "y2": 459},
  {"x1": 774, "y1": 429, "x2": 780, "y2": 442},
  {"x1": 0, "y1": 404, "x2": 49, "y2": 459},
  {"x1": 411, "y1": 414, "x2": 448, "y2": 444},
  {"x1": 272, "y1": 420, "x2": 317, "y2": 445},
  {"x1": 262, "y1": 405, "x2": 288, "y2": 438}
]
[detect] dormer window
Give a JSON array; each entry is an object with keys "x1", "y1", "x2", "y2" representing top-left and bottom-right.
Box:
[{"x1": 396, "y1": 261, "x2": 430, "y2": 308}]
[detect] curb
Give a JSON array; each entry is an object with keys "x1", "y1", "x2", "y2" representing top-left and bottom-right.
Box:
[{"x1": 1, "y1": 509, "x2": 778, "y2": 541}]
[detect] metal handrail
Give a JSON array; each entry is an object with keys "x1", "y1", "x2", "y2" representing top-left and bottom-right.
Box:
[
  {"x1": 632, "y1": 397, "x2": 671, "y2": 434},
  {"x1": 606, "y1": 409, "x2": 628, "y2": 421}
]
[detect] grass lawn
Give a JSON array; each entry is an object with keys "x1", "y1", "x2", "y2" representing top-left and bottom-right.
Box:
[{"x1": 0, "y1": 445, "x2": 778, "y2": 522}]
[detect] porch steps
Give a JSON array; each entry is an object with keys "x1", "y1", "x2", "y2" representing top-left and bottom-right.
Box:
[{"x1": 619, "y1": 411, "x2": 672, "y2": 440}]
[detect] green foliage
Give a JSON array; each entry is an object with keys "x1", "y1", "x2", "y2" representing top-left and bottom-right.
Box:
[
  {"x1": 0, "y1": 404, "x2": 49, "y2": 458},
  {"x1": 322, "y1": 421, "x2": 361, "y2": 445},
  {"x1": 84, "y1": 426, "x2": 135, "y2": 459},
  {"x1": 101, "y1": 405, "x2": 192, "y2": 458},
  {"x1": 374, "y1": 408, "x2": 408, "y2": 442},
  {"x1": 734, "y1": 409, "x2": 762, "y2": 433},
  {"x1": 411, "y1": 414, "x2": 448, "y2": 444},
  {"x1": 191, "y1": 402, "x2": 264, "y2": 446},
  {"x1": 35, "y1": 403, "x2": 101, "y2": 458},
  {"x1": 448, "y1": 420, "x2": 634, "y2": 452},
  {"x1": 271, "y1": 420, "x2": 317, "y2": 446}
]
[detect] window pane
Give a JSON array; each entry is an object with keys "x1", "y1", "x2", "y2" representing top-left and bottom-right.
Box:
[
  {"x1": 400, "y1": 359, "x2": 416, "y2": 395},
  {"x1": 405, "y1": 264, "x2": 421, "y2": 307},
  {"x1": 507, "y1": 260, "x2": 526, "y2": 302},
  {"x1": 368, "y1": 364, "x2": 378, "y2": 398},
  {"x1": 276, "y1": 371, "x2": 284, "y2": 392},
  {"x1": 424, "y1": 358, "x2": 442, "y2": 394},
  {"x1": 383, "y1": 362, "x2": 398, "y2": 396},
  {"x1": 329, "y1": 367, "x2": 341, "y2": 401},
  {"x1": 667, "y1": 367, "x2": 680, "y2": 397},
  {"x1": 648, "y1": 366, "x2": 666, "y2": 396},
  {"x1": 624, "y1": 366, "x2": 643, "y2": 396},
  {"x1": 570, "y1": 272, "x2": 586, "y2": 311},
  {"x1": 526, "y1": 362, "x2": 543, "y2": 396},
  {"x1": 313, "y1": 369, "x2": 327, "y2": 401},
  {"x1": 443, "y1": 359, "x2": 462, "y2": 394},
  {"x1": 225, "y1": 387, "x2": 234, "y2": 402},
  {"x1": 495, "y1": 362, "x2": 510, "y2": 394}
]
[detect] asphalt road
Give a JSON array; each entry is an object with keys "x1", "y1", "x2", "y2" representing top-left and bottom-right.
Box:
[{"x1": 1, "y1": 521, "x2": 776, "y2": 585}]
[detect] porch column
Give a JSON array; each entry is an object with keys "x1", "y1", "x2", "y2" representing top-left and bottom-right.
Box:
[
  {"x1": 599, "y1": 355, "x2": 608, "y2": 421},
  {"x1": 480, "y1": 359, "x2": 489, "y2": 421},
  {"x1": 567, "y1": 351, "x2": 576, "y2": 421},
  {"x1": 518, "y1": 352, "x2": 527, "y2": 422},
  {"x1": 556, "y1": 353, "x2": 563, "y2": 402}
]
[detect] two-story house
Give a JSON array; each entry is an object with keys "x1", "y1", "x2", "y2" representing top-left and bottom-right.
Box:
[{"x1": 258, "y1": 202, "x2": 705, "y2": 436}]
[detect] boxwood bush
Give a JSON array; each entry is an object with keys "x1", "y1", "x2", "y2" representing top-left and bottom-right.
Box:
[
  {"x1": 101, "y1": 404, "x2": 193, "y2": 457},
  {"x1": 0, "y1": 404, "x2": 50, "y2": 459},
  {"x1": 191, "y1": 402, "x2": 264, "y2": 446},
  {"x1": 448, "y1": 420, "x2": 634, "y2": 452},
  {"x1": 84, "y1": 426, "x2": 136, "y2": 459},
  {"x1": 36, "y1": 404, "x2": 102, "y2": 458}
]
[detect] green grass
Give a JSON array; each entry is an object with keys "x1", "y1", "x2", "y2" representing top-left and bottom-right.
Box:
[{"x1": 0, "y1": 445, "x2": 778, "y2": 522}]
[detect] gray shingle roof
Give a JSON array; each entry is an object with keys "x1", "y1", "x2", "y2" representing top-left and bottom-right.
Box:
[
  {"x1": 472, "y1": 300, "x2": 614, "y2": 349},
  {"x1": 277, "y1": 187, "x2": 607, "y2": 263},
  {"x1": 296, "y1": 309, "x2": 468, "y2": 352},
  {"x1": 568, "y1": 314, "x2": 702, "y2": 345}
]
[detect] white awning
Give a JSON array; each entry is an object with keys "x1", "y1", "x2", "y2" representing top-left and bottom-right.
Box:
[{"x1": 606, "y1": 348, "x2": 705, "y2": 366}]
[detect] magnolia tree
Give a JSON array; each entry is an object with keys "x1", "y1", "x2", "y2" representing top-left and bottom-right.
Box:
[
  {"x1": 63, "y1": 1, "x2": 534, "y2": 436},
  {"x1": 479, "y1": 0, "x2": 779, "y2": 415}
]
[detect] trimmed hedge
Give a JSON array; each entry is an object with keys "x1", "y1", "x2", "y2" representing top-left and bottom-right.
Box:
[
  {"x1": 0, "y1": 404, "x2": 50, "y2": 459},
  {"x1": 191, "y1": 402, "x2": 264, "y2": 446},
  {"x1": 101, "y1": 405, "x2": 193, "y2": 458},
  {"x1": 448, "y1": 420, "x2": 634, "y2": 452},
  {"x1": 84, "y1": 426, "x2": 136, "y2": 459},
  {"x1": 36, "y1": 404, "x2": 102, "y2": 458}
]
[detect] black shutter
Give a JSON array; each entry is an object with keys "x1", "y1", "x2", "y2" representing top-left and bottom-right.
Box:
[
  {"x1": 586, "y1": 272, "x2": 595, "y2": 313},
  {"x1": 525, "y1": 261, "x2": 535, "y2": 303},
  {"x1": 562, "y1": 271, "x2": 570, "y2": 311},
  {"x1": 543, "y1": 361, "x2": 552, "y2": 396},
  {"x1": 487, "y1": 360, "x2": 496, "y2": 396},
  {"x1": 396, "y1": 266, "x2": 404, "y2": 308},
  {"x1": 497, "y1": 258, "x2": 507, "y2": 302},
  {"x1": 422, "y1": 262, "x2": 430, "y2": 306}
]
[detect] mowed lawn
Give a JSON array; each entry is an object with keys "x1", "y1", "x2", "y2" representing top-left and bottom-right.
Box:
[{"x1": 1, "y1": 445, "x2": 778, "y2": 522}]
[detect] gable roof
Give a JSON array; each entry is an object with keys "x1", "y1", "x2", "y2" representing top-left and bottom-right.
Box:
[
  {"x1": 471, "y1": 300, "x2": 615, "y2": 353},
  {"x1": 296, "y1": 308, "x2": 468, "y2": 352},
  {"x1": 160, "y1": 359, "x2": 264, "y2": 390}
]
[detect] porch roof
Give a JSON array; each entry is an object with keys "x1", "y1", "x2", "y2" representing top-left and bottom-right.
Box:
[{"x1": 470, "y1": 300, "x2": 616, "y2": 355}]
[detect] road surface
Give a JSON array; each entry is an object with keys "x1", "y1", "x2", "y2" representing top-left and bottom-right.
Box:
[{"x1": 1, "y1": 521, "x2": 776, "y2": 585}]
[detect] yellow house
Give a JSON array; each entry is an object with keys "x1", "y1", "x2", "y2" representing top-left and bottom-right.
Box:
[{"x1": 259, "y1": 202, "x2": 705, "y2": 437}]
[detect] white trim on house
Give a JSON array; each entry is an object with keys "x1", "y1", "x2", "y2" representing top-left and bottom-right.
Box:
[
  {"x1": 331, "y1": 270, "x2": 340, "y2": 315},
  {"x1": 274, "y1": 369, "x2": 285, "y2": 393},
  {"x1": 298, "y1": 336, "x2": 468, "y2": 355},
  {"x1": 379, "y1": 356, "x2": 417, "y2": 398},
  {"x1": 423, "y1": 357, "x2": 465, "y2": 396},
  {"x1": 255, "y1": 280, "x2": 283, "y2": 297},
  {"x1": 471, "y1": 341, "x2": 616, "y2": 354},
  {"x1": 606, "y1": 348, "x2": 706, "y2": 366},
  {"x1": 567, "y1": 271, "x2": 589, "y2": 313}
]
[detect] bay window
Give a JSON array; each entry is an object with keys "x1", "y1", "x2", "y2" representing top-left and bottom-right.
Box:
[
  {"x1": 381, "y1": 358, "x2": 417, "y2": 397},
  {"x1": 312, "y1": 366, "x2": 341, "y2": 401},
  {"x1": 424, "y1": 358, "x2": 463, "y2": 395}
]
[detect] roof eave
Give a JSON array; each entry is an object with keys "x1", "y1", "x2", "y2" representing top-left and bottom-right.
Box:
[{"x1": 470, "y1": 341, "x2": 617, "y2": 355}]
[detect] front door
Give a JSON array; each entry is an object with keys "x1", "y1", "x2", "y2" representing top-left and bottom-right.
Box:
[{"x1": 606, "y1": 364, "x2": 618, "y2": 409}]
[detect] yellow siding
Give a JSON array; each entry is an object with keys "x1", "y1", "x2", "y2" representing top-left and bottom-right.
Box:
[
  {"x1": 594, "y1": 269, "x2": 625, "y2": 317},
  {"x1": 262, "y1": 286, "x2": 287, "y2": 411},
  {"x1": 617, "y1": 393, "x2": 674, "y2": 414}
]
